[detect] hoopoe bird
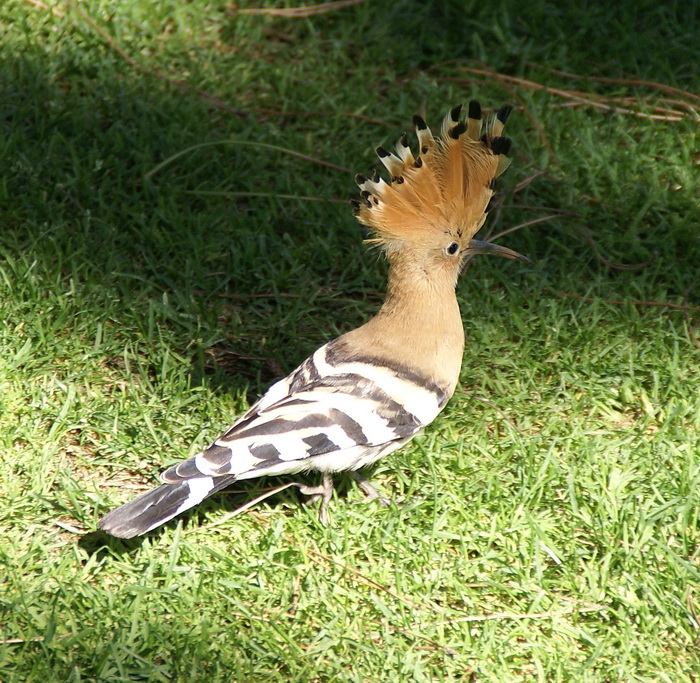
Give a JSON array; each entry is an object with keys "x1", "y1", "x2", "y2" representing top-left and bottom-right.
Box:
[{"x1": 99, "y1": 100, "x2": 529, "y2": 538}]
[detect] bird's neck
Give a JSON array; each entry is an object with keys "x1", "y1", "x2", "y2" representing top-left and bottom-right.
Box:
[
  {"x1": 382, "y1": 249, "x2": 460, "y2": 316},
  {"x1": 345, "y1": 249, "x2": 466, "y2": 394}
]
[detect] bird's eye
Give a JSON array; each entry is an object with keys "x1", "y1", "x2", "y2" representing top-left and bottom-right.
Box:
[{"x1": 446, "y1": 242, "x2": 460, "y2": 255}]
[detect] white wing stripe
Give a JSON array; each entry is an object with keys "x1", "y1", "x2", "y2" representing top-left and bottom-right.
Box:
[
  {"x1": 294, "y1": 390, "x2": 399, "y2": 443},
  {"x1": 182, "y1": 340, "x2": 445, "y2": 481},
  {"x1": 196, "y1": 449, "x2": 257, "y2": 476},
  {"x1": 270, "y1": 435, "x2": 310, "y2": 461},
  {"x1": 324, "y1": 423, "x2": 359, "y2": 449},
  {"x1": 313, "y1": 345, "x2": 442, "y2": 424},
  {"x1": 173, "y1": 477, "x2": 216, "y2": 517},
  {"x1": 255, "y1": 376, "x2": 294, "y2": 412}
]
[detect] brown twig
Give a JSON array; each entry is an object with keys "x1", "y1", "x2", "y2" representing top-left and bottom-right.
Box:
[
  {"x1": 452, "y1": 64, "x2": 699, "y2": 122},
  {"x1": 146, "y1": 139, "x2": 354, "y2": 179},
  {"x1": 489, "y1": 214, "x2": 565, "y2": 242},
  {"x1": 536, "y1": 100, "x2": 696, "y2": 121},
  {"x1": 255, "y1": 108, "x2": 394, "y2": 127},
  {"x1": 440, "y1": 73, "x2": 700, "y2": 122},
  {"x1": 302, "y1": 545, "x2": 439, "y2": 612},
  {"x1": 502, "y1": 204, "x2": 577, "y2": 215},
  {"x1": 467, "y1": 395, "x2": 520, "y2": 431},
  {"x1": 683, "y1": 281, "x2": 700, "y2": 352},
  {"x1": 688, "y1": 320, "x2": 700, "y2": 352},
  {"x1": 192, "y1": 289, "x2": 301, "y2": 299},
  {"x1": 434, "y1": 601, "x2": 606, "y2": 627},
  {"x1": 188, "y1": 190, "x2": 348, "y2": 203},
  {"x1": 581, "y1": 232, "x2": 658, "y2": 271},
  {"x1": 481, "y1": 190, "x2": 509, "y2": 243},
  {"x1": 530, "y1": 64, "x2": 700, "y2": 104},
  {"x1": 512, "y1": 90, "x2": 561, "y2": 168},
  {"x1": 1, "y1": 632, "x2": 73, "y2": 645},
  {"x1": 513, "y1": 169, "x2": 549, "y2": 193},
  {"x1": 519, "y1": 94, "x2": 690, "y2": 119},
  {"x1": 22, "y1": 0, "x2": 63, "y2": 16},
  {"x1": 237, "y1": 0, "x2": 367, "y2": 17},
  {"x1": 556, "y1": 291, "x2": 700, "y2": 313},
  {"x1": 366, "y1": 618, "x2": 458, "y2": 657},
  {"x1": 187, "y1": 482, "x2": 308, "y2": 535},
  {"x1": 687, "y1": 589, "x2": 700, "y2": 643}
]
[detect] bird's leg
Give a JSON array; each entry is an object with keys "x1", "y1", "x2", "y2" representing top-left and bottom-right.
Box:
[
  {"x1": 349, "y1": 471, "x2": 390, "y2": 507},
  {"x1": 294, "y1": 472, "x2": 334, "y2": 526},
  {"x1": 293, "y1": 472, "x2": 389, "y2": 525}
]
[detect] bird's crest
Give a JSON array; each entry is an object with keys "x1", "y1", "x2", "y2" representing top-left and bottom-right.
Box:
[{"x1": 352, "y1": 101, "x2": 513, "y2": 251}]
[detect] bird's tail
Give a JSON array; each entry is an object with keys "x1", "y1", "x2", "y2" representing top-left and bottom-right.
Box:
[{"x1": 98, "y1": 474, "x2": 237, "y2": 539}]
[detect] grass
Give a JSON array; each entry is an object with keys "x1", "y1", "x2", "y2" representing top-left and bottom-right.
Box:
[{"x1": 1, "y1": 0, "x2": 699, "y2": 680}]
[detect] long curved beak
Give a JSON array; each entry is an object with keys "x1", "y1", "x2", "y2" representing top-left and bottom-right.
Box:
[{"x1": 465, "y1": 239, "x2": 532, "y2": 265}]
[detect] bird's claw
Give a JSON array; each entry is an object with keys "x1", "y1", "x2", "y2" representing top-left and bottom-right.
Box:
[
  {"x1": 293, "y1": 471, "x2": 390, "y2": 526},
  {"x1": 294, "y1": 472, "x2": 334, "y2": 526},
  {"x1": 349, "y1": 471, "x2": 390, "y2": 507}
]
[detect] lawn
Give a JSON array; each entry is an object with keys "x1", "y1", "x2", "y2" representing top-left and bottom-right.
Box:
[{"x1": 1, "y1": 0, "x2": 699, "y2": 680}]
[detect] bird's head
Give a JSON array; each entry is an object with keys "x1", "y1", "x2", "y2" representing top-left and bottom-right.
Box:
[{"x1": 352, "y1": 101, "x2": 530, "y2": 280}]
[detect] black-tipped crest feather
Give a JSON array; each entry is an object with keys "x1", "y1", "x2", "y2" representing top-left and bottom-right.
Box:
[
  {"x1": 412, "y1": 114, "x2": 427, "y2": 130},
  {"x1": 354, "y1": 101, "x2": 515, "y2": 249},
  {"x1": 497, "y1": 105, "x2": 513, "y2": 124},
  {"x1": 490, "y1": 136, "x2": 512, "y2": 156},
  {"x1": 448, "y1": 121, "x2": 467, "y2": 139}
]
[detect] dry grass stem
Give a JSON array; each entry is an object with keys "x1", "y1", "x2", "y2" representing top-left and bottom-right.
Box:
[
  {"x1": 581, "y1": 232, "x2": 659, "y2": 271},
  {"x1": 556, "y1": 291, "x2": 700, "y2": 313},
  {"x1": 490, "y1": 214, "x2": 566, "y2": 242},
  {"x1": 237, "y1": 0, "x2": 367, "y2": 18},
  {"x1": 451, "y1": 63, "x2": 700, "y2": 122}
]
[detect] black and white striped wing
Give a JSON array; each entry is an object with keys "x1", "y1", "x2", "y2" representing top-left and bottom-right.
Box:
[
  {"x1": 98, "y1": 339, "x2": 450, "y2": 538},
  {"x1": 160, "y1": 338, "x2": 450, "y2": 484}
]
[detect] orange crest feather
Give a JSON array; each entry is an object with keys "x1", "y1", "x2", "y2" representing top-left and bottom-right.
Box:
[{"x1": 353, "y1": 101, "x2": 513, "y2": 250}]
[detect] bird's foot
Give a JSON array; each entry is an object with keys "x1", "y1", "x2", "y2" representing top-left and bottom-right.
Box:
[
  {"x1": 294, "y1": 472, "x2": 334, "y2": 526},
  {"x1": 349, "y1": 471, "x2": 390, "y2": 507},
  {"x1": 292, "y1": 472, "x2": 389, "y2": 525}
]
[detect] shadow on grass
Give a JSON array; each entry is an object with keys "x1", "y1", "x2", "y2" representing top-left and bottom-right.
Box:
[{"x1": 1, "y1": 56, "x2": 360, "y2": 393}]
